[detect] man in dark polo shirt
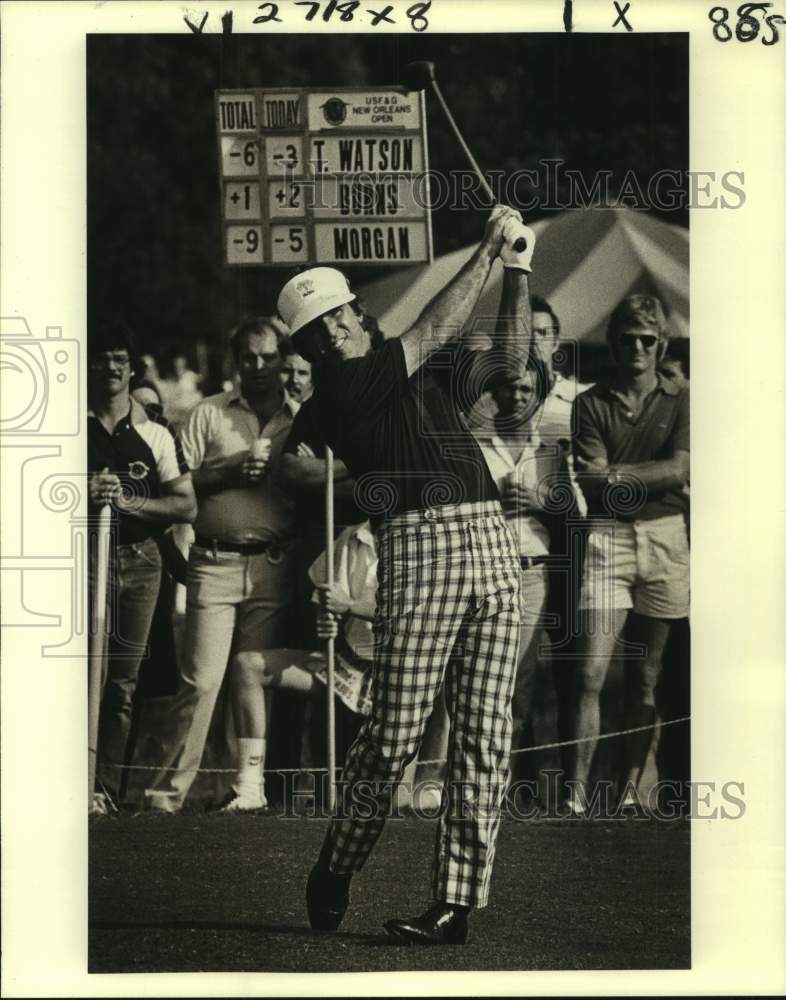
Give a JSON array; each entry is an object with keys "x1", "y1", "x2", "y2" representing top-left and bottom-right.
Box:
[
  {"x1": 568, "y1": 294, "x2": 690, "y2": 814},
  {"x1": 88, "y1": 321, "x2": 196, "y2": 814},
  {"x1": 277, "y1": 205, "x2": 537, "y2": 945}
]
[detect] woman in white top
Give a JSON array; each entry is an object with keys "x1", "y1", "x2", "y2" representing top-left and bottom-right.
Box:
[{"x1": 218, "y1": 521, "x2": 377, "y2": 811}]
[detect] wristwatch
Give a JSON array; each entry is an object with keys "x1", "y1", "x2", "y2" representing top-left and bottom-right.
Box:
[{"x1": 607, "y1": 469, "x2": 623, "y2": 487}]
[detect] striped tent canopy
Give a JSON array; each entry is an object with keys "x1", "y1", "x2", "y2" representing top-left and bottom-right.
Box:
[{"x1": 358, "y1": 207, "x2": 689, "y2": 346}]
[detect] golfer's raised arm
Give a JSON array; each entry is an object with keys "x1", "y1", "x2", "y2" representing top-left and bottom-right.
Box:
[
  {"x1": 492, "y1": 263, "x2": 534, "y2": 376},
  {"x1": 400, "y1": 205, "x2": 525, "y2": 376}
]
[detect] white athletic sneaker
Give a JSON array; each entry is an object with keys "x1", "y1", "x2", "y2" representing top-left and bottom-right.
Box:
[
  {"x1": 563, "y1": 795, "x2": 586, "y2": 817},
  {"x1": 415, "y1": 785, "x2": 444, "y2": 815},
  {"x1": 216, "y1": 788, "x2": 267, "y2": 813},
  {"x1": 619, "y1": 789, "x2": 648, "y2": 817},
  {"x1": 90, "y1": 791, "x2": 118, "y2": 816}
]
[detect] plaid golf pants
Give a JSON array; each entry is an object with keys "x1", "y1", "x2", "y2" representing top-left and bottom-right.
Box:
[{"x1": 327, "y1": 500, "x2": 521, "y2": 909}]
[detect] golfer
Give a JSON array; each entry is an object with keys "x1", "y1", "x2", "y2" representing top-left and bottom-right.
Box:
[{"x1": 277, "y1": 205, "x2": 536, "y2": 945}]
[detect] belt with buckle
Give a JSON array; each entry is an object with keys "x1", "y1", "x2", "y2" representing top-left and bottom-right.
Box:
[
  {"x1": 520, "y1": 555, "x2": 550, "y2": 571},
  {"x1": 194, "y1": 535, "x2": 276, "y2": 556}
]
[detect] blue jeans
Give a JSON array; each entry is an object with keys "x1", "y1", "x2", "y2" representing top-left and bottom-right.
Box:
[{"x1": 96, "y1": 536, "x2": 162, "y2": 796}]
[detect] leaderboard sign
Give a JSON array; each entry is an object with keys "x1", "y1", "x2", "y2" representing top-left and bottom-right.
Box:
[{"x1": 215, "y1": 87, "x2": 433, "y2": 267}]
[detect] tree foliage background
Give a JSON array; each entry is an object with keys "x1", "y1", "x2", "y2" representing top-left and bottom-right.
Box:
[{"x1": 87, "y1": 31, "x2": 687, "y2": 385}]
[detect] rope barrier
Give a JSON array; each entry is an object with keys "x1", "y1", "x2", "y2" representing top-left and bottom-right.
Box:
[{"x1": 99, "y1": 715, "x2": 690, "y2": 777}]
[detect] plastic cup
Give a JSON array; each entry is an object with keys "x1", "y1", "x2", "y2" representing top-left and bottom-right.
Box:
[{"x1": 250, "y1": 437, "x2": 272, "y2": 461}]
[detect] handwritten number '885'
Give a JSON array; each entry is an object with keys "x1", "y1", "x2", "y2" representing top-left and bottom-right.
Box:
[{"x1": 709, "y1": 3, "x2": 785, "y2": 42}]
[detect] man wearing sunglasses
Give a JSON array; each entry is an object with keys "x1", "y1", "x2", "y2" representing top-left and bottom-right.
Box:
[{"x1": 568, "y1": 294, "x2": 690, "y2": 814}]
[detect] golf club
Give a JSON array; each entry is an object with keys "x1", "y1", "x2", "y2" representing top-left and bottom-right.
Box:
[{"x1": 403, "y1": 60, "x2": 528, "y2": 252}]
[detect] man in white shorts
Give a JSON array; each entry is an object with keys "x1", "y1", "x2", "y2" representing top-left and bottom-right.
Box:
[{"x1": 569, "y1": 294, "x2": 689, "y2": 812}]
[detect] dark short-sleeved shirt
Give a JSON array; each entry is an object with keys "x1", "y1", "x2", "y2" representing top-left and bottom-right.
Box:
[
  {"x1": 284, "y1": 396, "x2": 365, "y2": 531},
  {"x1": 309, "y1": 337, "x2": 499, "y2": 518},
  {"x1": 88, "y1": 400, "x2": 189, "y2": 545},
  {"x1": 573, "y1": 375, "x2": 689, "y2": 521}
]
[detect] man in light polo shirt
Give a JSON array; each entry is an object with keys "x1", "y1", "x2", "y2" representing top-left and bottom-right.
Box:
[
  {"x1": 569, "y1": 294, "x2": 690, "y2": 813},
  {"x1": 144, "y1": 316, "x2": 299, "y2": 813}
]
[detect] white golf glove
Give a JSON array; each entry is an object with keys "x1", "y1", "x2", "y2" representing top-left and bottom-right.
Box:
[{"x1": 500, "y1": 218, "x2": 536, "y2": 271}]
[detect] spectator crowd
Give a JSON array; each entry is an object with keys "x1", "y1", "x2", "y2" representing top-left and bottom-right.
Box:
[{"x1": 88, "y1": 280, "x2": 690, "y2": 821}]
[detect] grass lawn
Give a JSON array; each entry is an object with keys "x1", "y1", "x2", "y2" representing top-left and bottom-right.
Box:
[{"x1": 89, "y1": 811, "x2": 689, "y2": 973}]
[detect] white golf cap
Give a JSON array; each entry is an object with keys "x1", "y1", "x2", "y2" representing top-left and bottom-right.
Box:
[{"x1": 277, "y1": 267, "x2": 356, "y2": 335}]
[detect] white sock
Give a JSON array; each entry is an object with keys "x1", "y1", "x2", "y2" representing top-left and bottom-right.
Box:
[{"x1": 235, "y1": 737, "x2": 266, "y2": 802}]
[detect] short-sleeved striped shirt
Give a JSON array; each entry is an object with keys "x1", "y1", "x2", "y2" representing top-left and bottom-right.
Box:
[{"x1": 88, "y1": 399, "x2": 189, "y2": 545}]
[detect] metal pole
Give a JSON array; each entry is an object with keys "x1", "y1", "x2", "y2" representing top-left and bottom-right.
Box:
[
  {"x1": 88, "y1": 504, "x2": 111, "y2": 800},
  {"x1": 324, "y1": 446, "x2": 336, "y2": 812}
]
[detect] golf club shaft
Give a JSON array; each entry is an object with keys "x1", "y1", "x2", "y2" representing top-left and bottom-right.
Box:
[
  {"x1": 430, "y1": 78, "x2": 495, "y2": 203},
  {"x1": 430, "y1": 78, "x2": 527, "y2": 252}
]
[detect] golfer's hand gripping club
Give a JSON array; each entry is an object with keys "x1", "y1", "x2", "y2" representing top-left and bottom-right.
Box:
[
  {"x1": 501, "y1": 217, "x2": 536, "y2": 271},
  {"x1": 484, "y1": 206, "x2": 536, "y2": 270}
]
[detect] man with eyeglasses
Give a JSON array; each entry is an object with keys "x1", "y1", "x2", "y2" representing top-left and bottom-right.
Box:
[
  {"x1": 143, "y1": 316, "x2": 300, "y2": 814},
  {"x1": 568, "y1": 294, "x2": 690, "y2": 814},
  {"x1": 87, "y1": 321, "x2": 196, "y2": 815},
  {"x1": 527, "y1": 295, "x2": 591, "y2": 447},
  {"x1": 524, "y1": 297, "x2": 591, "y2": 794}
]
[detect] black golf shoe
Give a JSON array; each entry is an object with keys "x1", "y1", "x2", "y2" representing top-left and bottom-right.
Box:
[
  {"x1": 384, "y1": 901, "x2": 470, "y2": 945},
  {"x1": 305, "y1": 838, "x2": 352, "y2": 932}
]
